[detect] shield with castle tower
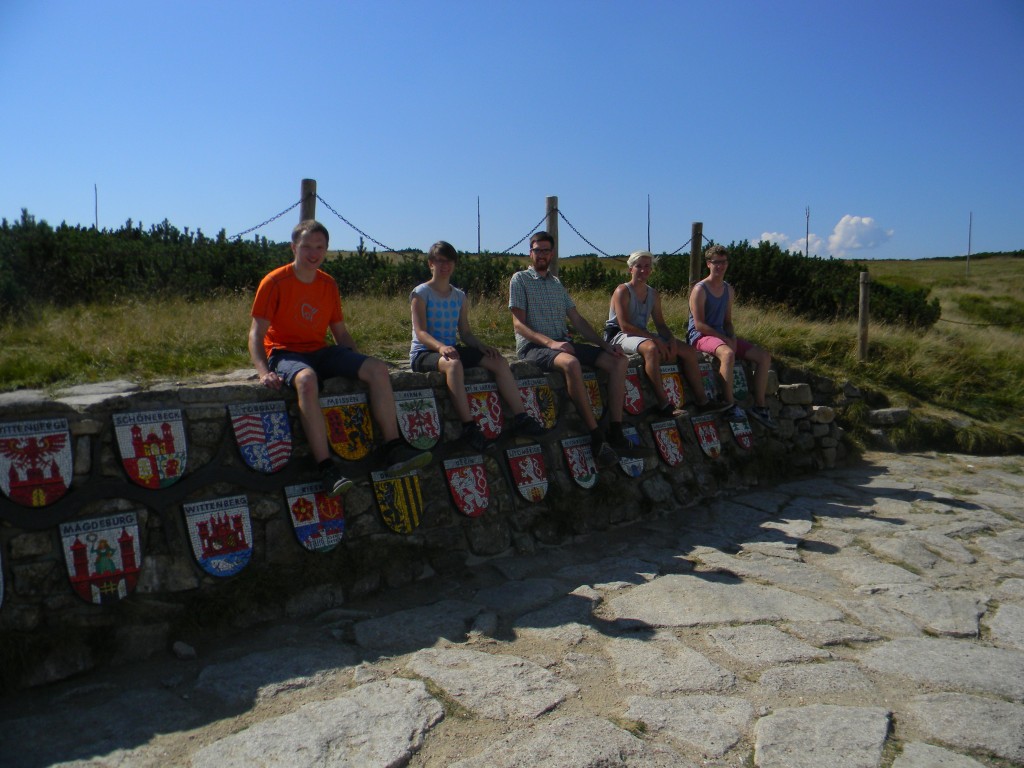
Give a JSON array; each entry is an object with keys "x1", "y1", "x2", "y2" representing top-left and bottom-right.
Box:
[
  {"x1": 0, "y1": 418, "x2": 73, "y2": 507},
  {"x1": 183, "y1": 495, "x2": 253, "y2": 577},
  {"x1": 114, "y1": 409, "x2": 187, "y2": 489},
  {"x1": 60, "y1": 511, "x2": 142, "y2": 604}
]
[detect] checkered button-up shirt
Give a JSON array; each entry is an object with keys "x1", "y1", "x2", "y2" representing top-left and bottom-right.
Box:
[{"x1": 509, "y1": 267, "x2": 576, "y2": 355}]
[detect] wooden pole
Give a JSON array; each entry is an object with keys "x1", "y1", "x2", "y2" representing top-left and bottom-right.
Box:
[
  {"x1": 858, "y1": 271, "x2": 870, "y2": 362},
  {"x1": 300, "y1": 179, "x2": 317, "y2": 222},
  {"x1": 686, "y1": 222, "x2": 703, "y2": 323},
  {"x1": 545, "y1": 195, "x2": 559, "y2": 276}
]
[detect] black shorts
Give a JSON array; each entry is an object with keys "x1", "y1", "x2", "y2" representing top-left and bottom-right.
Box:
[
  {"x1": 519, "y1": 341, "x2": 603, "y2": 371},
  {"x1": 410, "y1": 344, "x2": 486, "y2": 373}
]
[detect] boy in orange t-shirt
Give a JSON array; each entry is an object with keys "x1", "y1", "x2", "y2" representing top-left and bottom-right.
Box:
[{"x1": 248, "y1": 220, "x2": 431, "y2": 496}]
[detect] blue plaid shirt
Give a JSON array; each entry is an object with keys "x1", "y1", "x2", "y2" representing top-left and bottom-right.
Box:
[{"x1": 509, "y1": 267, "x2": 576, "y2": 355}]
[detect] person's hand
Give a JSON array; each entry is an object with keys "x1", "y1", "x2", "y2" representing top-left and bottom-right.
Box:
[
  {"x1": 603, "y1": 342, "x2": 626, "y2": 358},
  {"x1": 259, "y1": 371, "x2": 283, "y2": 390},
  {"x1": 549, "y1": 340, "x2": 575, "y2": 355},
  {"x1": 439, "y1": 345, "x2": 460, "y2": 360},
  {"x1": 479, "y1": 343, "x2": 501, "y2": 359},
  {"x1": 654, "y1": 338, "x2": 672, "y2": 360}
]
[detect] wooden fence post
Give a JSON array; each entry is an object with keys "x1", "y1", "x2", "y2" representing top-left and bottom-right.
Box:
[
  {"x1": 858, "y1": 271, "x2": 870, "y2": 362},
  {"x1": 300, "y1": 179, "x2": 317, "y2": 222},
  {"x1": 545, "y1": 195, "x2": 559, "y2": 276},
  {"x1": 686, "y1": 222, "x2": 703, "y2": 322}
]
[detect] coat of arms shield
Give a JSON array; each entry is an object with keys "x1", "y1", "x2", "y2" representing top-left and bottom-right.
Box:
[
  {"x1": 582, "y1": 372, "x2": 604, "y2": 421},
  {"x1": 651, "y1": 419, "x2": 685, "y2": 467},
  {"x1": 466, "y1": 382, "x2": 504, "y2": 440},
  {"x1": 691, "y1": 414, "x2": 722, "y2": 459},
  {"x1": 284, "y1": 482, "x2": 345, "y2": 553},
  {"x1": 183, "y1": 495, "x2": 253, "y2": 577},
  {"x1": 229, "y1": 401, "x2": 292, "y2": 473},
  {"x1": 561, "y1": 435, "x2": 597, "y2": 489},
  {"x1": 60, "y1": 511, "x2": 142, "y2": 604},
  {"x1": 394, "y1": 388, "x2": 441, "y2": 450},
  {"x1": 443, "y1": 455, "x2": 489, "y2": 518},
  {"x1": 729, "y1": 413, "x2": 755, "y2": 450},
  {"x1": 733, "y1": 362, "x2": 750, "y2": 402},
  {"x1": 0, "y1": 418, "x2": 73, "y2": 507},
  {"x1": 517, "y1": 377, "x2": 557, "y2": 430},
  {"x1": 617, "y1": 426, "x2": 645, "y2": 478},
  {"x1": 660, "y1": 364, "x2": 684, "y2": 409},
  {"x1": 114, "y1": 409, "x2": 187, "y2": 489},
  {"x1": 321, "y1": 394, "x2": 374, "y2": 461},
  {"x1": 371, "y1": 470, "x2": 424, "y2": 534},
  {"x1": 623, "y1": 367, "x2": 645, "y2": 416},
  {"x1": 699, "y1": 359, "x2": 718, "y2": 402},
  {"x1": 505, "y1": 444, "x2": 548, "y2": 502}
]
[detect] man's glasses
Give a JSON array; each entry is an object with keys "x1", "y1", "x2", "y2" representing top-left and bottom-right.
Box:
[
  {"x1": 530, "y1": 246, "x2": 553, "y2": 254},
  {"x1": 707, "y1": 259, "x2": 728, "y2": 266}
]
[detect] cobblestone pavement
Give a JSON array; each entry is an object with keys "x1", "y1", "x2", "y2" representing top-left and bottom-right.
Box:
[{"x1": 2, "y1": 451, "x2": 1023, "y2": 768}]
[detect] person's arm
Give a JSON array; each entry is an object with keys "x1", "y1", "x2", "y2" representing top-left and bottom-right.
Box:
[
  {"x1": 648, "y1": 290, "x2": 675, "y2": 360},
  {"x1": 510, "y1": 306, "x2": 561, "y2": 350},
  {"x1": 567, "y1": 306, "x2": 624, "y2": 357},
  {"x1": 721, "y1": 285, "x2": 736, "y2": 340},
  {"x1": 329, "y1": 319, "x2": 358, "y2": 352},
  {"x1": 248, "y1": 317, "x2": 282, "y2": 390},
  {"x1": 412, "y1": 293, "x2": 459, "y2": 360}
]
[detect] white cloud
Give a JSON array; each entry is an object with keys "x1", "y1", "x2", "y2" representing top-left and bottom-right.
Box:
[
  {"x1": 827, "y1": 215, "x2": 893, "y2": 257},
  {"x1": 790, "y1": 233, "x2": 825, "y2": 257},
  {"x1": 760, "y1": 231, "x2": 790, "y2": 248}
]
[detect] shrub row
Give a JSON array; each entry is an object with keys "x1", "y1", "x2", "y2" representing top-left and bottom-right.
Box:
[{"x1": 1, "y1": 211, "x2": 940, "y2": 328}]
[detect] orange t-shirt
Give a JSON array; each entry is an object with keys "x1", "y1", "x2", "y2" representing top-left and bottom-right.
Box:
[{"x1": 251, "y1": 264, "x2": 344, "y2": 355}]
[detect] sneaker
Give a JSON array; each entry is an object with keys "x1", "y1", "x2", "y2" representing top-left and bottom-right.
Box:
[
  {"x1": 594, "y1": 441, "x2": 619, "y2": 469},
  {"x1": 608, "y1": 432, "x2": 656, "y2": 460},
  {"x1": 694, "y1": 399, "x2": 730, "y2": 415},
  {"x1": 320, "y1": 463, "x2": 355, "y2": 497},
  {"x1": 723, "y1": 403, "x2": 746, "y2": 421},
  {"x1": 460, "y1": 422, "x2": 490, "y2": 452},
  {"x1": 383, "y1": 442, "x2": 433, "y2": 476},
  {"x1": 749, "y1": 405, "x2": 779, "y2": 430},
  {"x1": 512, "y1": 412, "x2": 549, "y2": 438}
]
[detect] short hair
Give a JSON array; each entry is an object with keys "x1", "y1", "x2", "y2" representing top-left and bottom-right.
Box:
[
  {"x1": 428, "y1": 240, "x2": 459, "y2": 263},
  {"x1": 292, "y1": 219, "x2": 330, "y2": 246},
  {"x1": 704, "y1": 244, "x2": 728, "y2": 261},
  {"x1": 530, "y1": 231, "x2": 555, "y2": 249},
  {"x1": 627, "y1": 250, "x2": 655, "y2": 268}
]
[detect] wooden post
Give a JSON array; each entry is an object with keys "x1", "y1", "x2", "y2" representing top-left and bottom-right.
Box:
[
  {"x1": 545, "y1": 195, "x2": 559, "y2": 276},
  {"x1": 300, "y1": 179, "x2": 317, "y2": 222},
  {"x1": 858, "y1": 271, "x2": 870, "y2": 362},
  {"x1": 688, "y1": 222, "x2": 703, "y2": 291}
]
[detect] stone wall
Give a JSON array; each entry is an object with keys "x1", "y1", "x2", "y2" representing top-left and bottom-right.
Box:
[{"x1": 0, "y1": 358, "x2": 847, "y2": 688}]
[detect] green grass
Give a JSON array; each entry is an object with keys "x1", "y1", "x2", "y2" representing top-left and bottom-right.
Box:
[{"x1": 1, "y1": 255, "x2": 1022, "y2": 451}]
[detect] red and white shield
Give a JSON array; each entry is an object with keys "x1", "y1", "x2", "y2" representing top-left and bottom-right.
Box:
[
  {"x1": 284, "y1": 482, "x2": 345, "y2": 553},
  {"x1": 114, "y1": 409, "x2": 187, "y2": 489},
  {"x1": 561, "y1": 435, "x2": 597, "y2": 489},
  {"x1": 60, "y1": 511, "x2": 142, "y2": 605},
  {"x1": 729, "y1": 413, "x2": 754, "y2": 450},
  {"x1": 229, "y1": 401, "x2": 292, "y2": 474},
  {"x1": 466, "y1": 382, "x2": 504, "y2": 440},
  {"x1": 691, "y1": 414, "x2": 721, "y2": 459},
  {"x1": 321, "y1": 394, "x2": 374, "y2": 461},
  {"x1": 660, "y1": 364, "x2": 684, "y2": 409},
  {"x1": 0, "y1": 418, "x2": 72, "y2": 507},
  {"x1": 699, "y1": 359, "x2": 718, "y2": 403},
  {"x1": 517, "y1": 377, "x2": 557, "y2": 429},
  {"x1": 371, "y1": 470, "x2": 424, "y2": 534},
  {"x1": 505, "y1": 444, "x2": 548, "y2": 502},
  {"x1": 394, "y1": 388, "x2": 441, "y2": 450},
  {"x1": 651, "y1": 419, "x2": 685, "y2": 467},
  {"x1": 582, "y1": 372, "x2": 604, "y2": 420},
  {"x1": 623, "y1": 367, "x2": 645, "y2": 415},
  {"x1": 183, "y1": 495, "x2": 253, "y2": 578},
  {"x1": 617, "y1": 426, "x2": 645, "y2": 477},
  {"x1": 444, "y1": 456, "x2": 489, "y2": 518}
]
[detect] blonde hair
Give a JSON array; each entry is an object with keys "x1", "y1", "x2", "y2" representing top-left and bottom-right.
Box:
[{"x1": 627, "y1": 250, "x2": 655, "y2": 268}]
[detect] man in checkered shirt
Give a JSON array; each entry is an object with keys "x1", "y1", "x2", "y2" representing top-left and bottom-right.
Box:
[{"x1": 509, "y1": 231, "x2": 651, "y2": 468}]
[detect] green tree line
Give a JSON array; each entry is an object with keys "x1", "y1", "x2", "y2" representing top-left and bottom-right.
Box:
[{"x1": 1, "y1": 210, "x2": 939, "y2": 327}]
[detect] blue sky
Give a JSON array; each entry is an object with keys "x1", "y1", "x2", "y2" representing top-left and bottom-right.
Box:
[{"x1": 2, "y1": 0, "x2": 1021, "y2": 260}]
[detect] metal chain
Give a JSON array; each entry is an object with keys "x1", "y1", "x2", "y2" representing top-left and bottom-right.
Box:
[
  {"x1": 666, "y1": 237, "x2": 692, "y2": 256},
  {"x1": 316, "y1": 194, "x2": 402, "y2": 253},
  {"x1": 498, "y1": 212, "x2": 550, "y2": 255},
  {"x1": 230, "y1": 199, "x2": 303, "y2": 240},
  {"x1": 556, "y1": 209, "x2": 612, "y2": 258}
]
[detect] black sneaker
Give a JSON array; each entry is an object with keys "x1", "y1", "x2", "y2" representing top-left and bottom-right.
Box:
[
  {"x1": 594, "y1": 441, "x2": 619, "y2": 469},
  {"x1": 695, "y1": 399, "x2": 730, "y2": 415},
  {"x1": 320, "y1": 463, "x2": 355, "y2": 497},
  {"x1": 512, "y1": 412, "x2": 549, "y2": 438},
  {"x1": 460, "y1": 422, "x2": 490, "y2": 452},
  {"x1": 608, "y1": 433, "x2": 655, "y2": 460},
  {"x1": 723, "y1": 403, "x2": 747, "y2": 422},
  {"x1": 749, "y1": 406, "x2": 779, "y2": 430},
  {"x1": 384, "y1": 442, "x2": 433, "y2": 476}
]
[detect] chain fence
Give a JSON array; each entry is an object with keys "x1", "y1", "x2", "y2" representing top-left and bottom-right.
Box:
[{"x1": 227, "y1": 193, "x2": 715, "y2": 260}]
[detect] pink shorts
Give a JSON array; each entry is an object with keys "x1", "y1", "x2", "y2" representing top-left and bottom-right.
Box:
[{"x1": 693, "y1": 335, "x2": 754, "y2": 359}]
